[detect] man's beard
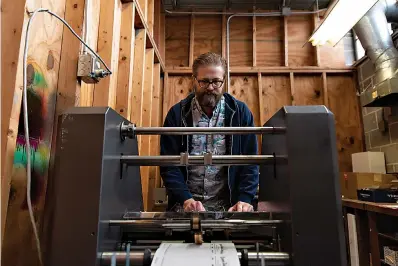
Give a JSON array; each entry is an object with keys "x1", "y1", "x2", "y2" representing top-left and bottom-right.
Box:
[{"x1": 195, "y1": 86, "x2": 222, "y2": 109}]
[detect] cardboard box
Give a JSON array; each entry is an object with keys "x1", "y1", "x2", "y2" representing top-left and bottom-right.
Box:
[
  {"x1": 351, "y1": 152, "x2": 386, "y2": 174},
  {"x1": 357, "y1": 188, "x2": 398, "y2": 203},
  {"x1": 340, "y1": 172, "x2": 397, "y2": 199}
]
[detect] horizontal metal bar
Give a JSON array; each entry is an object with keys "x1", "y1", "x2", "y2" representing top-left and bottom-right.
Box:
[
  {"x1": 100, "y1": 251, "x2": 290, "y2": 266},
  {"x1": 106, "y1": 219, "x2": 285, "y2": 229},
  {"x1": 120, "y1": 124, "x2": 286, "y2": 138},
  {"x1": 120, "y1": 155, "x2": 287, "y2": 166}
]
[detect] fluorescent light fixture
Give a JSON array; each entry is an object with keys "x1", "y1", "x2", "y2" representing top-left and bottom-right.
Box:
[{"x1": 309, "y1": 0, "x2": 378, "y2": 46}]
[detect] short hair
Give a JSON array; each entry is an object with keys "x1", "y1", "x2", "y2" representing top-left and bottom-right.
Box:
[{"x1": 192, "y1": 52, "x2": 227, "y2": 77}]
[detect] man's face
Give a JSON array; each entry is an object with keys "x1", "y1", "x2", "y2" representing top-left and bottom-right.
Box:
[{"x1": 194, "y1": 65, "x2": 225, "y2": 109}]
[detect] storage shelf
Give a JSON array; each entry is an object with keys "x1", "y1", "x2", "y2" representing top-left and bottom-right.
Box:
[{"x1": 379, "y1": 233, "x2": 398, "y2": 243}]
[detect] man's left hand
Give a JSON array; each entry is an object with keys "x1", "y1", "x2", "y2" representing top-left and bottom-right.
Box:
[{"x1": 228, "y1": 201, "x2": 253, "y2": 212}]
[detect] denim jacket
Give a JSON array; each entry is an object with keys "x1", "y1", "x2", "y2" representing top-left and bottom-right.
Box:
[{"x1": 160, "y1": 93, "x2": 259, "y2": 210}]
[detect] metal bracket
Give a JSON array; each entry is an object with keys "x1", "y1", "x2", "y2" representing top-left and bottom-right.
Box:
[
  {"x1": 180, "y1": 152, "x2": 189, "y2": 165},
  {"x1": 204, "y1": 152, "x2": 212, "y2": 165}
]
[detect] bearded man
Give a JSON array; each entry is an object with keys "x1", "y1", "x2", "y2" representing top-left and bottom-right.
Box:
[{"x1": 160, "y1": 52, "x2": 259, "y2": 212}]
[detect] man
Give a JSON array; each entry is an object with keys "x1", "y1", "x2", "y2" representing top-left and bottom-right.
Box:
[{"x1": 160, "y1": 52, "x2": 259, "y2": 212}]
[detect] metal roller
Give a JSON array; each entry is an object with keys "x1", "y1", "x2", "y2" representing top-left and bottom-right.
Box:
[
  {"x1": 120, "y1": 124, "x2": 286, "y2": 138},
  {"x1": 120, "y1": 155, "x2": 287, "y2": 166},
  {"x1": 100, "y1": 251, "x2": 290, "y2": 266}
]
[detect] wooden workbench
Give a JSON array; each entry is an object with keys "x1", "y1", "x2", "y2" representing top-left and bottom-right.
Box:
[{"x1": 342, "y1": 199, "x2": 398, "y2": 266}]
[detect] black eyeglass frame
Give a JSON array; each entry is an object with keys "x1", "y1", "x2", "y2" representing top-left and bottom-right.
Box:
[{"x1": 193, "y1": 76, "x2": 225, "y2": 89}]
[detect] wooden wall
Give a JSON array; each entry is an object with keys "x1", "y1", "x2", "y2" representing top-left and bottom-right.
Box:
[
  {"x1": 163, "y1": 13, "x2": 364, "y2": 174},
  {"x1": 1, "y1": 0, "x2": 164, "y2": 265}
]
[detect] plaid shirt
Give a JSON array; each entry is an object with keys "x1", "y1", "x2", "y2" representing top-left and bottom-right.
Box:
[{"x1": 187, "y1": 96, "x2": 230, "y2": 211}]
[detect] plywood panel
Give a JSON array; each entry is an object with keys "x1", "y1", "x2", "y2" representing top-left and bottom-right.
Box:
[
  {"x1": 229, "y1": 17, "x2": 252, "y2": 67},
  {"x1": 229, "y1": 76, "x2": 260, "y2": 126},
  {"x1": 260, "y1": 75, "x2": 291, "y2": 124},
  {"x1": 163, "y1": 76, "x2": 193, "y2": 119},
  {"x1": 327, "y1": 74, "x2": 363, "y2": 172},
  {"x1": 194, "y1": 15, "x2": 222, "y2": 59},
  {"x1": 256, "y1": 17, "x2": 284, "y2": 67},
  {"x1": 287, "y1": 15, "x2": 315, "y2": 66},
  {"x1": 2, "y1": 0, "x2": 66, "y2": 265},
  {"x1": 293, "y1": 75, "x2": 323, "y2": 105},
  {"x1": 165, "y1": 16, "x2": 190, "y2": 67}
]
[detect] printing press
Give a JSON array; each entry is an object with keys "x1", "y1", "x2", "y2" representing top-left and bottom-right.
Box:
[{"x1": 44, "y1": 106, "x2": 347, "y2": 266}]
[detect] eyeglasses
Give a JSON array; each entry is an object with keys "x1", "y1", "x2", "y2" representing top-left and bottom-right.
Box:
[{"x1": 194, "y1": 77, "x2": 224, "y2": 89}]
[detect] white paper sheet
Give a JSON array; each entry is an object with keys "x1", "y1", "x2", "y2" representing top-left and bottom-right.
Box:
[{"x1": 151, "y1": 243, "x2": 240, "y2": 266}]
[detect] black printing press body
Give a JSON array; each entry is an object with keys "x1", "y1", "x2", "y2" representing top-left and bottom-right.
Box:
[{"x1": 44, "y1": 106, "x2": 347, "y2": 266}]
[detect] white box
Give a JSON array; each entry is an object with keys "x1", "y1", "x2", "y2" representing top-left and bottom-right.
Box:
[{"x1": 351, "y1": 152, "x2": 386, "y2": 174}]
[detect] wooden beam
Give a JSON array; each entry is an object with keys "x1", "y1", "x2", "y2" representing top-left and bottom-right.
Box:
[
  {"x1": 93, "y1": 0, "x2": 122, "y2": 108},
  {"x1": 140, "y1": 48, "x2": 155, "y2": 211},
  {"x1": 159, "y1": 12, "x2": 166, "y2": 61},
  {"x1": 257, "y1": 73, "x2": 264, "y2": 125},
  {"x1": 1, "y1": 0, "x2": 28, "y2": 244},
  {"x1": 165, "y1": 66, "x2": 355, "y2": 74},
  {"x1": 153, "y1": 0, "x2": 161, "y2": 46},
  {"x1": 290, "y1": 72, "x2": 295, "y2": 105},
  {"x1": 130, "y1": 28, "x2": 147, "y2": 125},
  {"x1": 322, "y1": 72, "x2": 329, "y2": 106},
  {"x1": 253, "y1": 16, "x2": 257, "y2": 67},
  {"x1": 116, "y1": 2, "x2": 136, "y2": 119},
  {"x1": 222, "y1": 14, "x2": 227, "y2": 58},
  {"x1": 284, "y1": 16, "x2": 288, "y2": 67},
  {"x1": 79, "y1": 0, "x2": 101, "y2": 107},
  {"x1": 189, "y1": 14, "x2": 195, "y2": 67},
  {"x1": 147, "y1": 0, "x2": 154, "y2": 35}
]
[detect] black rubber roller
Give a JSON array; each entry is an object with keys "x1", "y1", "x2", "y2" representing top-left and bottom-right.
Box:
[
  {"x1": 240, "y1": 249, "x2": 249, "y2": 266},
  {"x1": 143, "y1": 249, "x2": 152, "y2": 266}
]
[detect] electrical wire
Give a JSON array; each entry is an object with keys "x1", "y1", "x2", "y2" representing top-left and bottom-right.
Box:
[{"x1": 23, "y1": 8, "x2": 113, "y2": 265}]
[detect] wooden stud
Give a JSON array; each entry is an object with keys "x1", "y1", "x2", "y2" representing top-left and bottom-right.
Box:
[
  {"x1": 93, "y1": 0, "x2": 122, "y2": 108},
  {"x1": 140, "y1": 48, "x2": 155, "y2": 210},
  {"x1": 253, "y1": 16, "x2": 257, "y2": 67},
  {"x1": 284, "y1": 16, "x2": 288, "y2": 67},
  {"x1": 1, "y1": 0, "x2": 31, "y2": 244},
  {"x1": 159, "y1": 12, "x2": 166, "y2": 61},
  {"x1": 313, "y1": 13, "x2": 321, "y2": 66},
  {"x1": 147, "y1": 0, "x2": 154, "y2": 35},
  {"x1": 290, "y1": 72, "x2": 295, "y2": 105},
  {"x1": 189, "y1": 14, "x2": 195, "y2": 67},
  {"x1": 116, "y1": 3, "x2": 136, "y2": 120},
  {"x1": 257, "y1": 73, "x2": 264, "y2": 125},
  {"x1": 79, "y1": 0, "x2": 101, "y2": 107},
  {"x1": 162, "y1": 72, "x2": 169, "y2": 121},
  {"x1": 150, "y1": 64, "x2": 162, "y2": 189},
  {"x1": 222, "y1": 14, "x2": 227, "y2": 58},
  {"x1": 138, "y1": 0, "x2": 148, "y2": 20},
  {"x1": 130, "y1": 29, "x2": 147, "y2": 125},
  {"x1": 153, "y1": 0, "x2": 161, "y2": 46},
  {"x1": 322, "y1": 72, "x2": 328, "y2": 107}
]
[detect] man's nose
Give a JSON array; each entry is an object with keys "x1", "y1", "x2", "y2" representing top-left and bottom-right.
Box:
[{"x1": 206, "y1": 83, "x2": 215, "y2": 91}]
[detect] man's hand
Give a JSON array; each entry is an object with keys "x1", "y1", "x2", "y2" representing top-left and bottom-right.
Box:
[
  {"x1": 183, "y1": 198, "x2": 206, "y2": 212},
  {"x1": 228, "y1": 201, "x2": 253, "y2": 212}
]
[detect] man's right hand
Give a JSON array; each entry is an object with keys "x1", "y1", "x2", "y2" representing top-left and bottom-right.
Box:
[{"x1": 183, "y1": 198, "x2": 205, "y2": 212}]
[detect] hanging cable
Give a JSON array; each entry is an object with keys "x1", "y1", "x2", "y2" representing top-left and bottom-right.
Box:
[{"x1": 23, "y1": 8, "x2": 112, "y2": 265}]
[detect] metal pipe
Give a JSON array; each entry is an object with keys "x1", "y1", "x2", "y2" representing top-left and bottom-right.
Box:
[
  {"x1": 120, "y1": 155, "x2": 287, "y2": 166},
  {"x1": 354, "y1": 0, "x2": 398, "y2": 86},
  {"x1": 121, "y1": 125, "x2": 286, "y2": 136},
  {"x1": 100, "y1": 251, "x2": 290, "y2": 266}
]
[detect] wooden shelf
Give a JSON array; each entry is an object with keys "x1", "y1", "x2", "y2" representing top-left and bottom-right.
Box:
[
  {"x1": 131, "y1": 0, "x2": 165, "y2": 71},
  {"x1": 165, "y1": 66, "x2": 355, "y2": 75},
  {"x1": 342, "y1": 199, "x2": 398, "y2": 217},
  {"x1": 379, "y1": 233, "x2": 398, "y2": 243}
]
